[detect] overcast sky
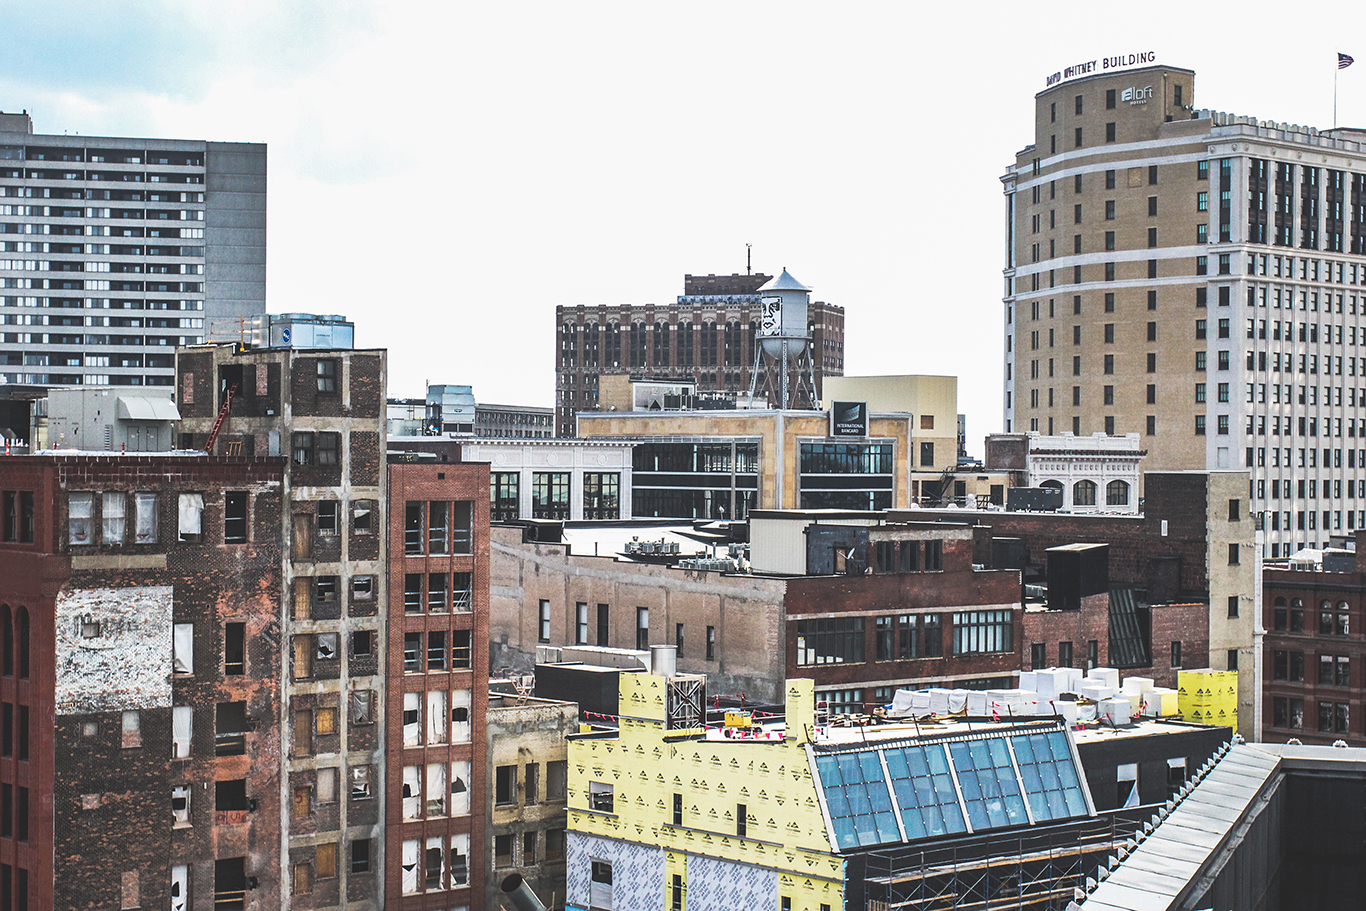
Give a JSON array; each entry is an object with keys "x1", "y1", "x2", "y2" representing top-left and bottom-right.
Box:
[{"x1": 5, "y1": 1, "x2": 1366, "y2": 448}]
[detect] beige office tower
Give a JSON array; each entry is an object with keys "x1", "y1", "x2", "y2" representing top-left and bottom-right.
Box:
[{"x1": 1004, "y1": 63, "x2": 1366, "y2": 559}]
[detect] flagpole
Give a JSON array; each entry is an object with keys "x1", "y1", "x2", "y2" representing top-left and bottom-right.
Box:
[{"x1": 1336, "y1": 56, "x2": 1340, "y2": 129}]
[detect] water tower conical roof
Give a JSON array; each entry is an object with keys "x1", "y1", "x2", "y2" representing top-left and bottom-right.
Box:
[{"x1": 757, "y1": 268, "x2": 809, "y2": 293}]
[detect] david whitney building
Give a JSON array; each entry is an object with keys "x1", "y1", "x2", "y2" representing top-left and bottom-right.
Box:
[{"x1": 1003, "y1": 57, "x2": 1366, "y2": 558}]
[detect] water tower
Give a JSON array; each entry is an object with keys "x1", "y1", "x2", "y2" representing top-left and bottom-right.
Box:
[{"x1": 748, "y1": 268, "x2": 818, "y2": 409}]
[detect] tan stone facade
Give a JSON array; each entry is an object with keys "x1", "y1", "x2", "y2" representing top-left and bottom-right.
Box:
[{"x1": 1005, "y1": 64, "x2": 1366, "y2": 561}]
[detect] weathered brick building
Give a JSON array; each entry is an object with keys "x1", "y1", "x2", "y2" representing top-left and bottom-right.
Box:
[
  {"x1": 0, "y1": 454, "x2": 284, "y2": 911},
  {"x1": 176, "y1": 342, "x2": 387, "y2": 909},
  {"x1": 1263, "y1": 529, "x2": 1366, "y2": 745},
  {"x1": 385, "y1": 458, "x2": 489, "y2": 909}
]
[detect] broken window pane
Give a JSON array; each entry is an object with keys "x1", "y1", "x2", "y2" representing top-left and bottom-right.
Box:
[
  {"x1": 349, "y1": 691, "x2": 372, "y2": 724},
  {"x1": 351, "y1": 765, "x2": 371, "y2": 799},
  {"x1": 316, "y1": 633, "x2": 338, "y2": 661}
]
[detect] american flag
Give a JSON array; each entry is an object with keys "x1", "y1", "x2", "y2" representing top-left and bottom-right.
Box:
[{"x1": 1340, "y1": 52, "x2": 1355, "y2": 69}]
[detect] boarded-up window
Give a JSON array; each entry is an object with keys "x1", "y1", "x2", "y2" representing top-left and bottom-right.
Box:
[
  {"x1": 177, "y1": 493, "x2": 203, "y2": 542},
  {"x1": 172, "y1": 623, "x2": 194, "y2": 675},
  {"x1": 134, "y1": 492, "x2": 157, "y2": 544},
  {"x1": 315, "y1": 707, "x2": 337, "y2": 735},
  {"x1": 293, "y1": 636, "x2": 313, "y2": 680},
  {"x1": 103, "y1": 493, "x2": 126, "y2": 544},
  {"x1": 181, "y1": 372, "x2": 194, "y2": 405},
  {"x1": 294, "y1": 710, "x2": 312, "y2": 756},
  {"x1": 317, "y1": 768, "x2": 336, "y2": 804},
  {"x1": 316, "y1": 843, "x2": 337, "y2": 879},
  {"x1": 69, "y1": 492, "x2": 93, "y2": 545},
  {"x1": 292, "y1": 578, "x2": 311, "y2": 621},
  {"x1": 172, "y1": 706, "x2": 191, "y2": 757},
  {"x1": 292, "y1": 512, "x2": 313, "y2": 560},
  {"x1": 292, "y1": 863, "x2": 312, "y2": 895},
  {"x1": 292, "y1": 786, "x2": 311, "y2": 819}
]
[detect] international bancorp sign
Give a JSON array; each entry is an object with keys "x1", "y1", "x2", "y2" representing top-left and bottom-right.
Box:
[{"x1": 829, "y1": 401, "x2": 868, "y2": 437}]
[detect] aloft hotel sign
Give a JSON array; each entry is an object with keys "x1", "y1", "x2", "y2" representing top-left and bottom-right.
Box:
[{"x1": 1045, "y1": 51, "x2": 1157, "y2": 88}]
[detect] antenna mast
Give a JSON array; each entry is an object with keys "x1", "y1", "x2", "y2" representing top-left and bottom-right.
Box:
[{"x1": 746, "y1": 243, "x2": 752, "y2": 276}]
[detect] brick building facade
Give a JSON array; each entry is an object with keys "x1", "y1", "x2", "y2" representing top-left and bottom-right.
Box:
[
  {"x1": 554, "y1": 272, "x2": 845, "y2": 436},
  {"x1": 1263, "y1": 529, "x2": 1366, "y2": 745},
  {"x1": 384, "y1": 459, "x2": 489, "y2": 909},
  {"x1": 0, "y1": 454, "x2": 284, "y2": 911},
  {"x1": 176, "y1": 343, "x2": 388, "y2": 910}
]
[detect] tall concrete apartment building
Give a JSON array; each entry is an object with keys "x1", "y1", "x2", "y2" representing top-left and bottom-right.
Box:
[
  {"x1": 176, "y1": 340, "x2": 387, "y2": 910},
  {"x1": 0, "y1": 111, "x2": 265, "y2": 387},
  {"x1": 554, "y1": 272, "x2": 845, "y2": 436},
  {"x1": 1003, "y1": 63, "x2": 1366, "y2": 557}
]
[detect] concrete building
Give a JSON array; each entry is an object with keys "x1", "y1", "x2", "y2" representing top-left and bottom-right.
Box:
[
  {"x1": 486, "y1": 691, "x2": 576, "y2": 911},
  {"x1": 579, "y1": 407, "x2": 914, "y2": 519},
  {"x1": 0, "y1": 110, "x2": 266, "y2": 388},
  {"x1": 1004, "y1": 62, "x2": 1366, "y2": 559},
  {"x1": 386, "y1": 458, "x2": 489, "y2": 909},
  {"x1": 554, "y1": 272, "x2": 845, "y2": 436},
  {"x1": 176, "y1": 339, "x2": 387, "y2": 910},
  {"x1": 461, "y1": 438, "x2": 633, "y2": 521},
  {"x1": 475, "y1": 402, "x2": 553, "y2": 439},
  {"x1": 985, "y1": 431, "x2": 1145, "y2": 514},
  {"x1": 0, "y1": 453, "x2": 285, "y2": 911}
]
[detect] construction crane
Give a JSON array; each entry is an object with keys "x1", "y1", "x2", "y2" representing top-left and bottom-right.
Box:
[{"x1": 204, "y1": 384, "x2": 237, "y2": 454}]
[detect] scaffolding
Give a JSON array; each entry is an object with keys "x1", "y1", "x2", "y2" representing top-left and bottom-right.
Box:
[{"x1": 855, "y1": 809, "x2": 1152, "y2": 911}]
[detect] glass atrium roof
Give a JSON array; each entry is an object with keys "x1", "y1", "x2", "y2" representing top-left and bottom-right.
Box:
[{"x1": 812, "y1": 727, "x2": 1092, "y2": 852}]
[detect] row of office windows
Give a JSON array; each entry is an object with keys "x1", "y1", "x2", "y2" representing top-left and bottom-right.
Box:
[
  {"x1": 796, "y1": 612, "x2": 1013, "y2": 666},
  {"x1": 541, "y1": 601, "x2": 719, "y2": 660},
  {"x1": 490, "y1": 472, "x2": 620, "y2": 522}
]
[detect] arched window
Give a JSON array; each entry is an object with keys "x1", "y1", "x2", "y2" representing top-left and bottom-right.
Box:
[
  {"x1": 0, "y1": 605, "x2": 10, "y2": 676},
  {"x1": 630, "y1": 322, "x2": 646, "y2": 368},
  {"x1": 606, "y1": 322, "x2": 622, "y2": 367},
  {"x1": 1073, "y1": 480, "x2": 1097, "y2": 506},
  {"x1": 1106, "y1": 480, "x2": 1130, "y2": 506},
  {"x1": 654, "y1": 323, "x2": 670, "y2": 367},
  {"x1": 584, "y1": 322, "x2": 599, "y2": 368},
  {"x1": 678, "y1": 321, "x2": 693, "y2": 366},
  {"x1": 560, "y1": 322, "x2": 577, "y2": 366},
  {"x1": 16, "y1": 606, "x2": 29, "y2": 680}
]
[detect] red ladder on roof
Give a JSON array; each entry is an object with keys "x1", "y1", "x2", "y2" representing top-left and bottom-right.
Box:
[{"x1": 204, "y1": 384, "x2": 238, "y2": 454}]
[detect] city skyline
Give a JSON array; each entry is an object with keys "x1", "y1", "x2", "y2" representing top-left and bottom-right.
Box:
[{"x1": 5, "y1": 3, "x2": 1366, "y2": 443}]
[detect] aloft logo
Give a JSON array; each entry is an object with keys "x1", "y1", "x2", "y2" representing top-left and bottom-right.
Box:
[{"x1": 1121, "y1": 85, "x2": 1154, "y2": 105}]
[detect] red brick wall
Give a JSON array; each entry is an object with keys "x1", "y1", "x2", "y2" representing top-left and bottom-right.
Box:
[{"x1": 385, "y1": 461, "x2": 490, "y2": 909}]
